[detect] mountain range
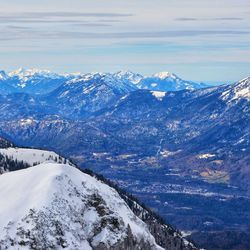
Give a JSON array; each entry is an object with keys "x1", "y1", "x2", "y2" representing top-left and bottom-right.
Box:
[
  {"x1": 0, "y1": 68, "x2": 208, "y2": 95},
  {"x1": 0, "y1": 68, "x2": 249, "y2": 249}
]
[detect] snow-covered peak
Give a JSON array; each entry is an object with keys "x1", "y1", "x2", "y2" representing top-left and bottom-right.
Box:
[
  {"x1": 8, "y1": 67, "x2": 26, "y2": 76},
  {"x1": 139, "y1": 72, "x2": 207, "y2": 92},
  {"x1": 0, "y1": 163, "x2": 163, "y2": 249},
  {"x1": 233, "y1": 76, "x2": 250, "y2": 99},
  {"x1": 153, "y1": 72, "x2": 177, "y2": 80},
  {"x1": 221, "y1": 77, "x2": 250, "y2": 102},
  {"x1": 0, "y1": 70, "x2": 8, "y2": 80},
  {"x1": 67, "y1": 72, "x2": 106, "y2": 84},
  {"x1": 66, "y1": 71, "x2": 137, "y2": 93},
  {"x1": 3, "y1": 68, "x2": 76, "y2": 94},
  {"x1": 8, "y1": 68, "x2": 59, "y2": 79},
  {"x1": 114, "y1": 70, "x2": 144, "y2": 85}
]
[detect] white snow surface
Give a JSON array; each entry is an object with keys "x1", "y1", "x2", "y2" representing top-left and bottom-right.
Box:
[
  {"x1": 221, "y1": 77, "x2": 250, "y2": 102},
  {"x1": 153, "y1": 72, "x2": 176, "y2": 79},
  {"x1": 0, "y1": 70, "x2": 8, "y2": 80},
  {"x1": 0, "y1": 147, "x2": 68, "y2": 166},
  {"x1": 0, "y1": 163, "x2": 162, "y2": 249},
  {"x1": 8, "y1": 68, "x2": 61, "y2": 79},
  {"x1": 151, "y1": 91, "x2": 166, "y2": 101},
  {"x1": 113, "y1": 70, "x2": 144, "y2": 85}
]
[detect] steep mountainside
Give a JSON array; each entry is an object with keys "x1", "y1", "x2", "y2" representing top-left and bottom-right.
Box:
[
  {"x1": 0, "y1": 164, "x2": 160, "y2": 249},
  {"x1": 0, "y1": 93, "x2": 54, "y2": 121},
  {"x1": 0, "y1": 70, "x2": 16, "y2": 95},
  {"x1": 0, "y1": 136, "x2": 13, "y2": 148},
  {"x1": 44, "y1": 72, "x2": 138, "y2": 118},
  {"x1": 0, "y1": 143, "x2": 196, "y2": 250}
]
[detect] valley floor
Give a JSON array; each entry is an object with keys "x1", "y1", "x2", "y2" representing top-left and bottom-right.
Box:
[{"x1": 84, "y1": 162, "x2": 250, "y2": 250}]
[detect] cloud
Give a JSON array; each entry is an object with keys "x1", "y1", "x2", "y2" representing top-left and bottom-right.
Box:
[
  {"x1": 214, "y1": 17, "x2": 244, "y2": 21},
  {"x1": 176, "y1": 17, "x2": 244, "y2": 21},
  {"x1": 0, "y1": 12, "x2": 133, "y2": 19},
  {"x1": 175, "y1": 18, "x2": 198, "y2": 21},
  {"x1": 98, "y1": 19, "x2": 125, "y2": 23},
  {"x1": 1, "y1": 28, "x2": 250, "y2": 42},
  {"x1": 47, "y1": 30, "x2": 250, "y2": 40},
  {"x1": 0, "y1": 12, "x2": 131, "y2": 26},
  {"x1": 6, "y1": 25, "x2": 30, "y2": 30},
  {"x1": 73, "y1": 23, "x2": 112, "y2": 27}
]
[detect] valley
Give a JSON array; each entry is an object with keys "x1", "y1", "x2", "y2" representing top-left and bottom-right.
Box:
[{"x1": 79, "y1": 153, "x2": 250, "y2": 250}]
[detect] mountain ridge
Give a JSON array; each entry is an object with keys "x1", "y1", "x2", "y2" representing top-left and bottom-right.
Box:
[
  {"x1": 0, "y1": 68, "x2": 211, "y2": 95},
  {"x1": 0, "y1": 138, "x2": 197, "y2": 250}
]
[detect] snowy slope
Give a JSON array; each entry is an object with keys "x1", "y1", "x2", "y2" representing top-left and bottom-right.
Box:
[
  {"x1": 113, "y1": 71, "x2": 144, "y2": 85},
  {"x1": 138, "y1": 72, "x2": 208, "y2": 91},
  {"x1": 0, "y1": 70, "x2": 8, "y2": 80},
  {"x1": 221, "y1": 76, "x2": 250, "y2": 102},
  {"x1": 0, "y1": 147, "x2": 69, "y2": 166},
  {"x1": 0, "y1": 163, "x2": 163, "y2": 249}
]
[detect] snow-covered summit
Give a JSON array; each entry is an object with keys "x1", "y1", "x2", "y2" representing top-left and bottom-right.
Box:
[
  {"x1": 114, "y1": 70, "x2": 144, "y2": 85},
  {"x1": 153, "y1": 71, "x2": 177, "y2": 80},
  {"x1": 0, "y1": 70, "x2": 8, "y2": 80},
  {"x1": 67, "y1": 72, "x2": 138, "y2": 92},
  {"x1": 0, "y1": 163, "x2": 163, "y2": 249},
  {"x1": 221, "y1": 76, "x2": 250, "y2": 102},
  {"x1": 0, "y1": 68, "x2": 211, "y2": 96},
  {"x1": 2, "y1": 68, "x2": 75, "y2": 94},
  {"x1": 0, "y1": 140, "x2": 197, "y2": 249},
  {"x1": 138, "y1": 72, "x2": 208, "y2": 92},
  {"x1": 8, "y1": 68, "x2": 61, "y2": 79}
]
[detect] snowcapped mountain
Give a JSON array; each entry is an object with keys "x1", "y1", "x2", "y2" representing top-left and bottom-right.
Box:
[
  {"x1": 45, "y1": 72, "x2": 138, "y2": 118},
  {"x1": 0, "y1": 70, "x2": 248, "y2": 249},
  {"x1": 111, "y1": 70, "x2": 208, "y2": 92},
  {"x1": 0, "y1": 68, "x2": 210, "y2": 97},
  {"x1": 0, "y1": 68, "x2": 79, "y2": 95},
  {"x1": 0, "y1": 141, "x2": 196, "y2": 250},
  {"x1": 220, "y1": 76, "x2": 250, "y2": 102},
  {"x1": 0, "y1": 71, "x2": 17, "y2": 95},
  {"x1": 0, "y1": 164, "x2": 162, "y2": 249},
  {"x1": 1, "y1": 76, "x2": 248, "y2": 190},
  {"x1": 113, "y1": 70, "x2": 144, "y2": 85},
  {"x1": 0, "y1": 70, "x2": 8, "y2": 80},
  {"x1": 137, "y1": 72, "x2": 208, "y2": 91}
]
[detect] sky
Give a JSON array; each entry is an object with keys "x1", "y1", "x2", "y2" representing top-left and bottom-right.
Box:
[{"x1": 0, "y1": 0, "x2": 250, "y2": 83}]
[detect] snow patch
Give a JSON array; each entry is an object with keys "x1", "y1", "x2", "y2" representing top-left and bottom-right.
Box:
[
  {"x1": 150, "y1": 91, "x2": 166, "y2": 101},
  {"x1": 153, "y1": 72, "x2": 175, "y2": 79},
  {"x1": 197, "y1": 153, "x2": 215, "y2": 159}
]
